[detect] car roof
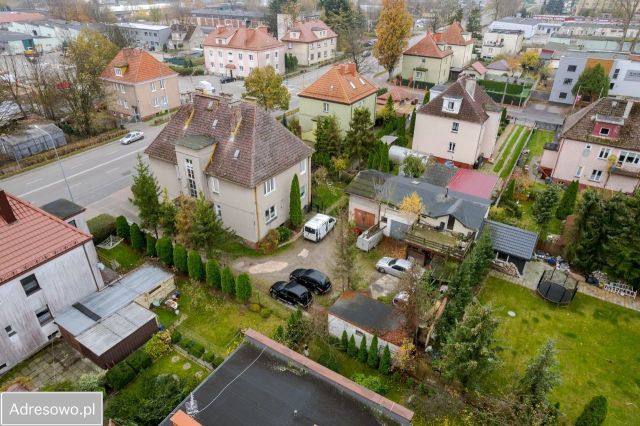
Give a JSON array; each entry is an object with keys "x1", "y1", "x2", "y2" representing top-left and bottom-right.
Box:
[
  {"x1": 396, "y1": 259, "x2": 412, "y2": 267},
  {"x1": 304, "y1": 269, "x2": 327, "y2": 282},
  {"x1": 305, "y1": 214, "x2": 334, "y2": 227},
  {"x1": 271, "y1": 281, "x2": 287, "y2": 290},
  {"x1": 284, "y1": 281, "x2": 309, "y2": 297}
]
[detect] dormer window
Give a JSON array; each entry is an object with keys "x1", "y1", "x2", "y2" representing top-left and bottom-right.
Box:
[
  {"x1": 599, "y1": 127, "x2": 610, "y2": 136},
  {"x1": 447, "y1": 101, "x2": 455, "y2": 110},
  {"x1": 114, "y1": 67, "x2": 123, "y2": 76}
]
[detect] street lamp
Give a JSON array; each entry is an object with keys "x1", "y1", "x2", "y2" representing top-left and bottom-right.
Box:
[{"x1": 33, "y1": 125, "x2": 74, "y2": 202}]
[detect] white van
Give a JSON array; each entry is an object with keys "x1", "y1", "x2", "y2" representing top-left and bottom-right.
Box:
[{"x1": 303, "y1": 214, "x2": 336, "y2": 242}]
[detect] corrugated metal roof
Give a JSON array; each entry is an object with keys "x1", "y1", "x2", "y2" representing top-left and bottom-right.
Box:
[{"x1": 486, "y1": 220, "x2": 538, "y2": 260}]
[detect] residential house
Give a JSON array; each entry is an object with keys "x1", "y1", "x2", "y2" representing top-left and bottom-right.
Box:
[
  {"x1": 188, "y1": 7, "x2": 267, "y2": 29},
  {"x1": 169, "y1": 24, "x2": 204, "y2": 50},
  {"x1": 0, "y1": 11, "x2": 46, "y2": 27},
  {"x1": 489, "y1": 17, "x2": 540, "y2": 39},
  {"x1": 376, "y1": 86, "x2": 418, "y2": 117},
  {"x1": 298, "y1": 63, "x2": 377, "y2": 135},
  {"x1": 401, "y1": 31, "x2": 453, "y2": 88},
  {"x1": 540, "y1": 97, "x2": 640, "y2": 193},
  {"x1": 346, "y1": 169, "x2": 493, "y2": 263},
  {"x1": 413, "y1": 78, "x2": 502, "y2": 168},
  {"x1": 485, "y1": 59, "x2": 520, "y2": 77},
  {"x1": 113, "y1": 22, "x2": 172, "y2": 51},
  {"x1": 280, "y1": 19, "x2": 337, "y2": 66},
  {"x1": 203, "y1": 25, "x2": 284, "y2": 78},
  {"x1": 160, "y1": 330, "x2": 414, "y2": 426},
  {"x1": 0, "y1": 191, "x2": 104, "y2": 373},
  {"x1": 100, "y1": 48, "x2": 180, "y2": 121},
  {"x1": 549, "y1": 52, "x2": 637, "y2": 105},
  {"x1": 480, "y1": 29, "x2": 524, "y2": 59},
  {"x1": 433, "y1": 21, "x2": 474, "y2": 70},
  {"x1": 459, "y1": 61, "x2": 487, "y2": 80},
  {"x1": 0, "y1": 31, "x2": 37, "y2": 54},
  {"x1": 328, "y1": 292, "x2": 409, "y2": 355},
  {"x1": 144, "y1": 94, "x2": 313, "y2": 245}
]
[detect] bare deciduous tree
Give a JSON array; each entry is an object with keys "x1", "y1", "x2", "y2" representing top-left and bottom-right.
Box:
[
  {"x1": 0, "y1": 53, "x2": 27, "y2": 120},
  {"x1": 613, "y1": 0, "x2": 640, "y2": 52}
]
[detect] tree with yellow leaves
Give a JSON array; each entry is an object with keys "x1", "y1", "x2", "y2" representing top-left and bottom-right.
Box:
[
  {"x1": 374, "y1": 0, "x2": 412, "y2": 81},
  {"x1": 399, "y1": 191, "x2": 424, "y2": 220}
]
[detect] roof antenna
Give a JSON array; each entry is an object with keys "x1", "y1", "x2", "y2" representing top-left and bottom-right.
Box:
[{"x1": 186, "y1": 393, "x2": 199, "y2": 416}]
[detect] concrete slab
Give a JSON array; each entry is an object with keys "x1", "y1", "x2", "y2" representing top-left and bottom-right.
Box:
[{"x1": 370, "y1": 274, "x2": 400, "y2": 299}]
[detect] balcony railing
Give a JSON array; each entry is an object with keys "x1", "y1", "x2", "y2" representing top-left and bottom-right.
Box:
[
  {"x1": 405, "y1": 224, "x2": 472, "y2": 259},
  {"x1": 610, "y1": 165, "x2": 640, "y2": 178}
]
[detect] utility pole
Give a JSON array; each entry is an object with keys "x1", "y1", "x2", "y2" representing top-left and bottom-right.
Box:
[{"x1": 33, "y1": 125, "x2": 74, "y2": 201}]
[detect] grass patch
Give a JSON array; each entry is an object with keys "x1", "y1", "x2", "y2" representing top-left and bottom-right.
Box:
[
  {"x1": 97, "y1": 243, "x2": 142, "y2": 272},
  {"x1": 154, "y1": 307, "x2": 178, "y2": 328},
  {"x1": 312, "y1": 181, "x2": 346, "y2": 211},
  {"x1": 500, "y1": 128, "x2": 530, "y2": 178},
  {"x1": 493, "y1": 126, "x2": 523, "y2": 173},
  {"x1": 526, "y1": 129, "x2": 554, "y2": 165},
  {"x1": 479, "y1": 277, "x2": 640, "y2": 425},
  {"x1": 175, "y1": 281, "x2": 287, "y2": 356}
]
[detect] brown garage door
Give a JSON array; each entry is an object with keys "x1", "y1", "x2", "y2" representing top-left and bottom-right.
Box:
[{"x1": 354, "y1": 209, "x2": 375, "y2": 230}]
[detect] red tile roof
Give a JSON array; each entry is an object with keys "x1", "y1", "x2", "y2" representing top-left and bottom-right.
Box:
[
  {"x1": 470, "y1": 61, "x2": 487, "y2": 74},
  {"x1": 0, "y1": 191, "x2": 91, "y2": 284},
  {"x1": 403, "y1": 32, "x2": 453, "y2": 58},
  {"x1": 298, "y1": 63, "x2": 378, "y2": 104},
  {"x1": 280, "y1": 19, "x2": 337, "y2": 43},
  {"x1": 447, "y1": 169, "x2": 498, "y2": 200},
  {"x1": 203, "y1": 25, "x2": 283, "y2": 51},
  {"x1": 433, "y1": 21, "x2": 473, "y2": 46},
  {"x1": 0, "y1": 11, "x2": 45, "y2": 23},
  {"x1": 376, "y1": 86, "x2": 418, "y2": 104},
  {"x1": 418, "y1": 78, "x2": 500, "y2": 124},
  {"x1": 100, "y1": 48, "x2": 177, "y2": 84}
]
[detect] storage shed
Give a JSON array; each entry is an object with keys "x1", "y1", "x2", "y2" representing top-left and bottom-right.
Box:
[
  {"x1": 0, "y1": 124, "x2": 66, "y2": 160},
  {"x1": 55, "y1": 265, "x2": 174, "y2": 368},
  {"x1": 485, "y1": 219, "x2": 538, "y2": 274}
]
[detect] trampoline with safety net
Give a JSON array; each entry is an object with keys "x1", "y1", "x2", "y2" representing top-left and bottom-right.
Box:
[{"x1": 536, "y1": 269, "x2": 579, "y2": 305}]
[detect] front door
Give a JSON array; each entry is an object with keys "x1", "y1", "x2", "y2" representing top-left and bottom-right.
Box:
[{"x1": 447, "y1": 216, "x2": 455, "y2": 231}]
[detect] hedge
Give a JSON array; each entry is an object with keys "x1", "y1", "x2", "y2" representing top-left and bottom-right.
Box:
[
  {"x1": 87, "y1": 214, "x2": 116, "y2": 244},
  {"x1": 156, "y1": 237, "x2": 173, "y2": 266},
  {"x1": 125, "y1": 349, "x2": 152, "y2": 372},
  {"x1": 105, "y1": 362, "x2": 136, "y2": 390},
  {"x1": 170, "y1": 330, "x2": 182, "y2": 343},
  {"x1": 477, "y1": 79, "x2": 531, "y2": 95},
  {"x1": 188, "y1": 342, "x2": 205, "y2": 358}
]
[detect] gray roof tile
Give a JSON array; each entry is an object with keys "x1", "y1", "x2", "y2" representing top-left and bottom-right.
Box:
[{"x1": 485, "y1": 219, "x2": 538, "y2": 260}]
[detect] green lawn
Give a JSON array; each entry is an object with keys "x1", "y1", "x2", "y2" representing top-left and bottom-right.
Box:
[
  {"x1": 123, "y1": 351, "x2": 207, "y2": 395},
  {"x1": 493, "y1": 126, "x2": 523, "y2": 173},
  {"x1": 312, "y1": 182, "x2": 346, "y2": 211},
  {"x1": 175, "y1": 281, "x2": 287, "y2": 356},
  {"x1": 500, "y1": 128, "x2": 531, "y2": 178},
  {"x1": 479, "y1": 277, "x2": 640, "y2": 425},
  {"x1": 526, "y1": 129, "x2": 554, "y2": 165},
  {"x1": 97, "y1": 243, "x2": 142, "y2": 271},
  {"x1": 154, "y1": 307, "x2": 179, "y2": 328}
]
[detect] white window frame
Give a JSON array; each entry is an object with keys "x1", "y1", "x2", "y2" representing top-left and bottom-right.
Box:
[
  {"x1": 264, "y1": 177, "x2": 276, "y2": 195},
  {"x1": 415, "y1": 71, "x2": 423, "y2": 79},
  {"x1": 451, "y1": 122, "x2": 459, "y2": 133},
  {"x1": 448, "y1": 142, "x2": 456, "y2": 153},
  {"x1": 446, "y1": 101, "x2": 455, "y2": 111},
  {"x1": 598, "y1": 147, "x2": 611, "y2": 159},
  {"x1": 210, "y1": 177, "x2": 220, "y2": 194},
  {"x1": 619, "y1": 150, "x2": 640, "y2": 165},
  {"x1": 215, "y1": 204, "x2": 222, "y2": 217},
  {"x1": 288, "y1": 42, "x2": 292, "y2": 49},
  {"x1": 300, "y1": 184, "x2": 306, "y2": 199},
  {"x1": 300, "y1": 159, "x2": 307, "y2": 174},
  {"x1": 575, "y1": 165, "x2": 583, "y2": 177},
  {"x1": 114, "y1": 67, "x2": 122, "y2": 76},
  {"x1": 185, "y1": 158, "x2": 197, "y2": 197},
  {"x1": 239, "y1": 53, "x2": 243, "y2": 60},
  {"x1": 589, "y1": 169, "x2": 603, "y2": 182},
  {"x1": 150, "y1": 81, "x2": 156, "y2": 92},
  {"x1": 160, "y1": 79, "x2": 165, "y2": 89},
  {"x1": 323, "y1": 102, "x2": 329, "y2": 113},
  {"x1": 249, "y1": 54, "x2": 254, "y2": 61},
  {"x1": 265, "y1": 205, "x2": 277, "y2": 223}
]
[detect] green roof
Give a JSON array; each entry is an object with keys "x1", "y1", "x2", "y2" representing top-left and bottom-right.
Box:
[{"x1": 175, "y1": 135, "x2": 215, "y2": 150}]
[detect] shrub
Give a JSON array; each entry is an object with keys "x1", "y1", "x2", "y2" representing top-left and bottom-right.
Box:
[
  {"x1": 178, "y1": 338, "x2": 193, "y2": 351},
  {"x1": 125, "y1": 349, "x2": 152, "y2": 372},
  {"x1": 556, "y1": 180, "x2": 579, "y2": 220},
  {"x1": 170, "y1": 330, "x2": 182, "y2": 343},
  {"x1": 187, "y1": 250, "x2": 203, "y2": 281},
  {"x1": 221, "y1": 266, "x2": 235, "y2": 296},
  {"x1": 351, "y1": 373, "x2": 389, "y2": 395},
  {"x1": 318, "y1": 353, "x2": 341, "y2": 372},
  {"x1": 129, "y1": 223, "x2": 144, "y2": 251},
  {"x1": 379, "y1": 345, "x2": 392, "y2": 374},
  {"x1": 213, "y1": 356, "x2": 224, "y2": 368},
  {"x1": 575, "y1": 395, "x2": 608, "y2": 426},
  {"x1": 205, "y1": 259, "x2": 221, "y2": 289},
  {"x1": 87, "y1": 214, "x2": 116, "y2": 243},
  {"x1": 156, "y1": 237, "x2": 173, "y2": 266},
  {"x1": 340, "y1": 330, "x2": 349, "y2": 351},
  {"x1": 347, "y1": 335, "x2": 357, "y2": 357},
  {"x1": 115, "y1": 215, "x2": 130, "y2": 242},
  {"x1": 273, "y1": 325, "x2": 285, "y2": 343},
  {"x1": 189, "y1": 342, "x2": 205, "y2": 358},
  {"x1": 260, "y1": 308, "x2": 271, "y2": 319},
  {"x1": 367, "y1": 335, "x2": 380, "y2": 369},
  {"x1": 173, "y1": 244, "x2": 188, "y2": 274},
  {"x1": 144, "y1": 330, "x2": 171, "y2": 360},
  {"x1": 105, "y1": 362, "x2": 136, "y2": 390},
  {"x1": 235, "y1": 273, "x2": 252, "y2": 303},
  {"x1": 146, "y1": 234, "x2": 156, "y2": 257},
  {"x1": 77, "y1": 372, "x2": 105, "y2": 392},
  {"x1": 249, "y1": 303, "x2": 261, "y2": 313},
  {"x1": 203, "y1": 351, "x2": 217, "y2": 364},
  {"x1": 277, "y1": 226, "x2": 292, "y2": 242},
  {"x1": 358, "y1": 335, "x2": 368, "y2": 363},
  {"x1": 258, "y1": 229, "x2": 281, "y2": 252}
]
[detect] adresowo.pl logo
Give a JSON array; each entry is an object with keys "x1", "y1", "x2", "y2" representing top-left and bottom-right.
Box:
[{"x1": 0, "y1": 392, "x2": 102, "y2": 426}]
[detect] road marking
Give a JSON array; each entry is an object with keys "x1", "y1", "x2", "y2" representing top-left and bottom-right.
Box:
[
  {"x1": 25, "y1": 178, "x2": 43, "y2": 185},
  {"x1": 105, "y1": 167, "x2": 120, "y2": 174},
  {"x1": 18, "y1": 146, "x2": 147, "y2": 197},
  {"x1": 68, "y1": 162, "x2": 86, "y2": 169},
  {"x1": 70, "y1": 182, "x2": 83, "y2": 188}
]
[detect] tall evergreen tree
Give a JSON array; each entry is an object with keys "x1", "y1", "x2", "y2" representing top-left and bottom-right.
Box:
[
  {"x1": 129, "y1": 223, "x2": 144, "y2": 251},
  {"x1": 156, "y1": 237, "x2": 173, "y2": 266},
  {"x1": 345, "y1": 107, "x2": 375, "y2": 165},
  {"x1": 469, "y1": 231, "x2": 495, "y2": 284},
  {"x1": 158, "y1": 188, "x2": 177, "y2": 236},
  {"x1": 378, "y1": 345, "x2": 392, "y2": 374},
  {"x1": 439, "y1": 300, "x2": 499, "y2": 386},
  {"x1": 572, "y1": 64, "x2": 610, "y2": 101},
  {"x1": 130, "y1": 154, "x2": 161, "y2": 235},
  {"x1": 556, "y1": 180, "x2": 579, "y2": 219},
  {"x1": 205, "y1": 259, "x2": 221, "y2": 289},
  {"x1": 575, "y1": 395, "x2": 608, "y2": 426},
  {"x1": 533, "y1": 184, "x2": 560, "y2": 225},
  {"x1": 409, "y1": 109, "x2": 416, "y2": 136},
  {"x1": 187, "y1": 250, "x2": 203, "y2": 281},
  {"x1": 313, "y1": 115, "x2": 342, "y2": 167},
  {"x1": 116, "y1": 215, "x2": 130, "y2": 241},
  {"x1": 357, "y1": 335, "x2": 368, "y2": 363},
  {"x1": 289, "y1": 175, "x2": 303, "y2": 228},
  {"x1": 189, "y1": 193, "x2": 226, "y2": 253},
  {"x1": 221, "y1": 266, "x2": 236, "y2": 296},
  {"x1": 145, "y1": 234, "x2": 156, "y2": 257},
  {"x1": 173, "y1": 244, "x2": 188, "y2": 275},
  {"x1": 467, "y1": 8, "x2": 482, "y2": 39},
  {"x1": 235, "y1": 273, "x2": 252, "y2": 303},
  {"x1": 367, "y1": 335, "x2": 380, "y2": 368},
  {"x1": 571, "y1": 190, "x2": 607, "y2": 273},
  {"x1": 347, "y1": 335, "x2": 357, "y2": 357},
  {"x1": 340, "y1": 330, "x2": 349, "y2": 351}
]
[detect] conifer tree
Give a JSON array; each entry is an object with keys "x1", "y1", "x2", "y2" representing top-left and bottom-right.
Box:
[
  {"x1": 575, "y1": 395, "x2": 608, "y2": 426},
  {"x1": 235, "y1": 273, "x2": 252, "y2": 303},
  {"x1": 533, "y1": 184, "x2": 560, "y2": 225},
  {"x1": 129, "y1": 223, "x2": 144, "y2": 251},
  {"x1": 158, "y1": 188, "x2": 177, "y2": 236},
  {"x1": 347, "y1": 335, "x2": 357, "y2": 357},
  {"x1": 341, "y1": 330, "x2": 349, "y2": 351},
  {"x1": 345, "y1": 107, "x2": 375, "y2": 165},
  {"x1": 173, "y1": 244, "x2": 188, "y2": 274},
  {"x1": 289, "y1": 174, "x2": 303, "y2": 228},
  {"x1": 130, "y1": 154, "x2": 161, "y2": 235},
  {"x1": 367, "y1": 335, "x2": 380, "y2": 369},
  {"x1": 145, "y1": 234, "x2": 156, "y2": 257},
  {"x1": 156, "y1": 237, "x2": 173, "y2": 266},
  {"x1": 187, "y1": 250, "x2": 203, "y2": 281},
  {"x1": 221, "y1": 266, "x2": 235, "y2": 296},
  {"x1": 378, "y1": 345, "x2": 392, "y2": 374},
  {"x1": 358, "y1": 335, "x2": 368, "y2": 363},
  {"x1": 189, "y1": 193, "x2": 225, "y2": 252},
  {"x1": 556, "y1": 180, "x2": 579, "y2": 219},
  {"x1": 116, "y1": 215, "x2": 130, "y2": 241},
  {"x1": 205, "y1": 259, "x2": 221, "y2": 289}
]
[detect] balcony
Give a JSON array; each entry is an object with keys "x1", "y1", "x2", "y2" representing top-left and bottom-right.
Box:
[
  {"x1": 405, "y1": 224, "x2": 472, "y2": 259},
  {"x1": 610, "y1": 165, "x2": 640, "y2": 178}
]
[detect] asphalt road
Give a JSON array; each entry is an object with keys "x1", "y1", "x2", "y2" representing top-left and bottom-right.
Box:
[{"x1": 0, "y1": 122, "x2": 162, "y2": 212}]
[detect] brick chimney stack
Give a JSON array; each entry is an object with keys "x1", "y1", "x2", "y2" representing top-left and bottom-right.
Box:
[{"x1": 0, "y1": 190, "x2": 16, "y2": 224}]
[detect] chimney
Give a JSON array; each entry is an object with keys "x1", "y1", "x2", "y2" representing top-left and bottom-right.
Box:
[
  {"x1": 465, "y1": 78, "x2": 476, "y2": 100},
  {"x1": 0, "y1": 190, "x2": 16, "y2": 224},
  {"x1": 623, "y1": 100, "x2": 634, "y2": 119},
  {"x1": 227, "y1": 100, "x2": 242, "y2": 136},
  {"x1": 339, "y1": 63, "x2": 356, "y2": 75}
]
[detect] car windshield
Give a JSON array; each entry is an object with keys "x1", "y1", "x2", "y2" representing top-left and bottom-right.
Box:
[
  {"x1": 304, "y1": 226, "x2": 315, "y2": 234},
  {"x1": 126, "y1": 133, "x2": 135, "y2": 138},
  {"x1": 389, "y1": 259, "x2": 397, "y2": 266}
]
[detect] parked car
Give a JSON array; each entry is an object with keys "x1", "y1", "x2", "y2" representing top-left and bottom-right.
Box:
[
  {"x1": 270, "y1": 281, "x2": 313, "y2": 309},
  {"x1": 303, "y1": 214, "x2": 336, "y2": 242},
  {"x1": 120, "y1": 131, "x2": 144, "y2": 145},
  {"x1": 220, "y1": 75, "x2": 236, "y2": 84},
  {"x1": 376, "y1": 257, "x2": 413, "y2": 278},
  {"x1": 290, "y1": 268, "x2": 332, "y2": 294}
]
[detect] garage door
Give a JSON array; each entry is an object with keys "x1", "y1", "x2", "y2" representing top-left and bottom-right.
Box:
[{"x1": 354, "y1": 209, "x2": 375, "y2": 230}]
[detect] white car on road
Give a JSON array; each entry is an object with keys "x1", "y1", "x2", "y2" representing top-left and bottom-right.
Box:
[
  {"x1": 375, "y1": 257, "x2": 413, "y2": 278},
  {"x1": 120, "y1": 131, "x2": 144, "y2": 145}
]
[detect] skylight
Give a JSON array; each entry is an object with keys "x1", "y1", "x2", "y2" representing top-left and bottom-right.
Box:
[
  {"x1": 349, "y1": 81, "x2": 356, "y2": 89},
  {"x1": 359, "y1": 77, "x2": 366, "y2": 85},
  {"x1": 233, "y1": 149, "x2": 240, "y2": 159},
  {"x1": 212, "y1": 119, "x2": 218, "y2": 128}
]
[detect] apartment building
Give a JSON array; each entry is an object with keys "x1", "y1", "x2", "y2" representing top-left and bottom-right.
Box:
[
  {"x1": 480, "y1": 29, "x2": 524, "y2": 59},
  {"x1": 400, "y1": 32, "x2": 453, "y2": 88},
  {"x1": 280, "y1": 19, "x2": 337, "y2": 66},
  {"x1": 113, "y1": 22, "x2": 172, "y2": 51}
]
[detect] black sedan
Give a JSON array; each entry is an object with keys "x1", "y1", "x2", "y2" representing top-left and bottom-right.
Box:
[
  {"x1": 270, "y1": 281, "x2": 313, "y2": 309},
  {"x1": 220, "y1": 75, "x2": 236, "y2": 84},
  {"x1": 290, "y1": 268, "x2": 332, "y2": 295}
]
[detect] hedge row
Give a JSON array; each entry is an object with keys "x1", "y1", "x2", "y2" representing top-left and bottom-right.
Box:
[
  {"x1": 104, "y1": 348, "x2": 152, "y2": 390},
  {"x1": 173, "y1": 333, "x2": 224, "y2": 367}
]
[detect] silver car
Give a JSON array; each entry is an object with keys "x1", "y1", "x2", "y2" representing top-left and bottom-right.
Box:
[
  {"x1": 375, "y1": 257, "x2": 413, "y2": 278},
  {"x1": 120, "y1": 131, "x2": 144, "y2": 145}
]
